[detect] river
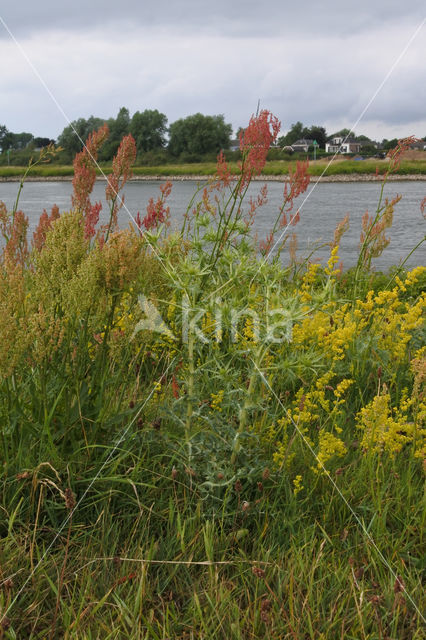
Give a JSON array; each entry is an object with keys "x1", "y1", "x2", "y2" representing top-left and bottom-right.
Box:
[{"x1": 1, "y1": 179, "x2": 425, "y2": 270}]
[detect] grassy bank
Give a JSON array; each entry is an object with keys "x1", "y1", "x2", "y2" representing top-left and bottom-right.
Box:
[
  {"x1": 1, "y1": 158, "x2": 426, "y2": 179},
  {"x1": 0, "y1": 123, "x2": 425, "y2": 638}
]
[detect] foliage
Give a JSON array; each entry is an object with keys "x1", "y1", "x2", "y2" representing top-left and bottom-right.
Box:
[
  {"x1": 57, "y1": 115, "x2": 107, "y2": 158},
  {"x1": 99, "y1": 107, "x2": 131, "y2": 161},
  {"x1": 130, "y1": 109, "x2": 168, "y2": 154},
  {"x1": 0, "y1": 119, "x2": 425, "y2": 638},
  {"x1": 168, "y1": 113, "x2": 232, "y2": 157},
  {"x1": 278, "y1": 122, "x2": 327, "y2": 148}
]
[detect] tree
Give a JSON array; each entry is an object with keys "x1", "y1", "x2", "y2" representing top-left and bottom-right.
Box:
[
  {"x1": 0, "y1": 127, "x2": 34, "y2": 151},
  {"x1": 100, "y1": 107, "x2": 131, "y2": 160},
  {"x1": 33, "y1": 137, "x2": 56, "y2": 148},
  {"x1": 130, "y1": 109, "x2": 168, "y2": 153},
  {"x1": 329, "y1": 128, "x2": 354, "y2": 140},
  {"x1": 306, "y1": 126, "x2": 327, "y2": 149},
  {"x1": 0, "y1": 125, "x2": 9, "y2": 152},
  {"x1": 57, "y1": 116, "x2": 106, "y2": 156},
  {"x1": 168, "y1": 113, "x2": 232, "y2": 157},
  {"x1": 278, "y1": 122, "x2": 310, "y2": 147},
  {"x1": 382, "y1": 138, "x2": 398, "y2": 151}
]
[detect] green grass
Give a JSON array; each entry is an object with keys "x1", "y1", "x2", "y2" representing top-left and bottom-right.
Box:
[
  {"x1": 1, "y1": 431, "x2": 424, "y2": 638},
  {"x1": 1, "y1": 159, "x2": 426, "y2": 179}
]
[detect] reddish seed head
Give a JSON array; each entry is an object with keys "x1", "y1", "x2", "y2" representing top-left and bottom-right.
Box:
[
  {"x1": 251, "y1": 566, "x2": 266, "y2": 579},
  {"x1": 239, "y1": 110, "x2": 281, "y2": 188},
  {"x1": 262, "y1": 468, "x2": 270, "y2": 480}
]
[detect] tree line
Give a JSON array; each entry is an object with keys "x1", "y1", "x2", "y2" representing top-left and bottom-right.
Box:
[
  {"x1": 1, "y1": 109, "x2": 425, "y2": 164},
  {"x1": 0, "y1": 108, "x2": 233, "y2": 163}
]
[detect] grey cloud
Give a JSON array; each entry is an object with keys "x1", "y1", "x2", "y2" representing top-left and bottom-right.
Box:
[{"x1": 0, "y1": 0, "x2": 425, "y2": 39}]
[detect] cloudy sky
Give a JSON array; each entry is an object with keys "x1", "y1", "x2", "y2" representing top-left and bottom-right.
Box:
[{"x1": 0, "y1": 1, "x2": 425, "y2": 142}]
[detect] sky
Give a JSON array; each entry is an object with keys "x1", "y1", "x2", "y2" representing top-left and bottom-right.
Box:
[{"x1": 0, "y1": 1, "x2": 425, "y2": 142}]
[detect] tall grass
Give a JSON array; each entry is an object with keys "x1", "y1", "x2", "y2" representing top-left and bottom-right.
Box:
[{"x1": 0, "y1": 121, "x2": 424, "y2": 638}]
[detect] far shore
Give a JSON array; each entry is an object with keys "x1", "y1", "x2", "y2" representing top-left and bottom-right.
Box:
[{"x1": 1, "y1": 173, "x2": 426, "y2": 183}]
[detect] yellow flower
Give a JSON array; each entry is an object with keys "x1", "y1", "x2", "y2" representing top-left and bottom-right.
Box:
[
  {"x1": 210, "y1": 389, "x2": 225, "y2": 411},
  {"x1": 315, "y1": 431, "x2": 347, "y2": 472},
  {"x1": 325, "y1": 245, "x2": 340, "y2": 276},
  {"x1": 293, "y1": 475, "x2": 304, "y2": 495}
]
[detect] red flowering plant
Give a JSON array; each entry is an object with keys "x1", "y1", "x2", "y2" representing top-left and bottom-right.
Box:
[
  {"x1": 0, "y1": 143, "x2": 60, "y2": 266},
  {"x1": 142, "y1": 181, "x2": 173, "y2": 231},
  {"x1": 104, "y1": 134, "x2": 137, "y2": 240},
  {"x1": 353, "y1": 136, "x2": 422, "y2": 297},
  {"x1": 72, "y1": 124, "x2": 109, "y2": 240},
  {"x1": 259, "y1": 159, "x2": 310, "y2": 260},
  {"x1": 239, "y1": 110, "x2": 281, "y2": 190},
  {"x1": 71, "y1": 126, "x2": 137, "y2": 242},
  {"x1": 32, "y1": 205, "x2": 60, "y2": 252},
  {"x1": 179, "y1": 110, "x2": 282, "y2": 278},
  {"x1": 0, "y1": 203, "x2": 29, "y2": 268}
]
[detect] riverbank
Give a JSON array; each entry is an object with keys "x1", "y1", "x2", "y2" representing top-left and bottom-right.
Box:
[{"x1": 2, "y1": 173, "x2": 426, "y2": 183}]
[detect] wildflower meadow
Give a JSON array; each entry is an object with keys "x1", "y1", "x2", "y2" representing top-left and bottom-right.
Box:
[{"x1": 0, "y1": 111, "x2": 425, "y2": 638}]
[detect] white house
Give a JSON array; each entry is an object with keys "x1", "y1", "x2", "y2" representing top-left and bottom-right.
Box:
[{"x1": 325, "y1": 136, "x2": 361, "y2": 154}]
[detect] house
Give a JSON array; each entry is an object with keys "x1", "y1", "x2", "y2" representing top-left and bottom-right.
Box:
[
  {"x1": 325, "y1": 136, "x2": 362, "y2": 154},
  {"x1": 290, "y1": 138, "x2": 314, "y2": 153}
]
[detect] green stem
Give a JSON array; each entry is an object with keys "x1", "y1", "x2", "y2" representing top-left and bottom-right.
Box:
[
  {"x1": 231, "y1": 364, "x2": 258, "y2": 466},
  {"x1": 185, "y1": 330, "x2": 195, "y2": 461}
]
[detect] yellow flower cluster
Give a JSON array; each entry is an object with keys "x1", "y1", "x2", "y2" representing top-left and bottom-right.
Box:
[
  {"x1": 356, "y1": 390, "x2": 415, "y2": 456},
  {"x1": 210, "y1": 389, "x2": 225, "y2": 412},
  {"x1": 242, "y1": 314, "x2": 258, "y2": 343},
  {"x1": 152, "y1": 380, "x2": 163, "y2": 401},
  {"x1": 300, "y1": 262, "x2": 322, "y2": 302},
  {"x1": 314, "y1": 430, "x2": 347, "y2": 472},
  {"x1": 325, "y1": 245, "x2": 341, "y2": 277},
  {"x1": 293, "y1": 474, "x2": 304, "y2": 495}
]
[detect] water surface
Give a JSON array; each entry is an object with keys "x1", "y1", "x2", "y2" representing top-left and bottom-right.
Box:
[{"x1": 1, "y1": 179, "x2": 425, "y2": 270}]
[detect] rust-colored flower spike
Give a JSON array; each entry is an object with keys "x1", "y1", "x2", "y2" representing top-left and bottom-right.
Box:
[
  {"x1": 387, "y1": 136, "x2": 417, "y2": 173},
  {"x1": 216, "y1": 150, "x2": 233, "y2": 189},
  {"x1": 262, "y1": 468, "x2": 270, "y2": 481},
  {"x1": 143, "y1": 181, "x2": 173, "y2": 230},
  {"x1": 252, "y1": 566, "x2": 266, "y2": 579},
  {"x1": 105, "y1": 134, "x2": 137, "y2": 231},
  {"x1": 420, "y1": 196, "x2": 426, "y2": 218},
  {"x1": 239, "y1": 110, "x2": 281, "y2": 188},
  {"x1": 332, "y1": 213, "x2": 350, "y2": 249},
  {"x1": 32, "y1": 204, "x2": 60, "y2": 251},
  {"x1": 4, "y1": 209, "x2": 29, "y2": 267},
  {"x1": 72, "y1": 123, "x2": 109, "y2": 228}
]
